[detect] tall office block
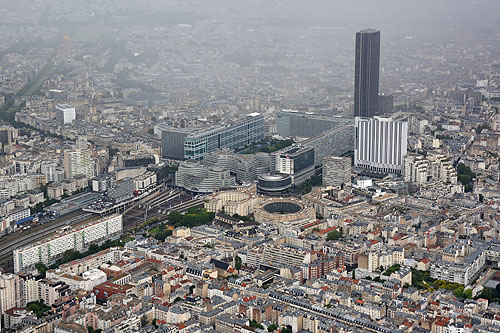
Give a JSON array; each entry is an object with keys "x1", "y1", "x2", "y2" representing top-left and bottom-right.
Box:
[
  {"x1": 354, "y1": 117, "x2": 408, "y2": 174},
  {"x1": 64, "y1": 148, "x2": 92, "y2": 179},
  {"x1": 322, "y1": 156, "x2": 351, "y2": 187},
  {"x1": 354, "y1": 29, "x2": 380, "y2": 118},
  {"x1": 273, "y1": 145, "x2": 315, "y2": 185},
  {"x1": 56, "y1": 104, "x2": 76, "y2": 124}
]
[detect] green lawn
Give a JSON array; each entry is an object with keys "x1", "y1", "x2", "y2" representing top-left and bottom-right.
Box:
[
  {"x1": 149, "y1": 226, "x2": 160, "y2": 236},
  {"x1": 121, "y1": 236, "x2": 134, "y2": 243}
]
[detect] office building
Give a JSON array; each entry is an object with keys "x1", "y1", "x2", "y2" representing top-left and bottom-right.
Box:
[
  {"x1": 378, "y1": 94, "x2": 394, "y2": 115},
  {"x1": 56, "y1": 104, "x2": 76, "y2": 124},
  {"x1": 13, "y1": 214, "x2": 123, "y2": 273},
  {"x1": 117, "y1": 155, "x2": 156, "y2": 168},
  {"x1": 41, "y1": 162, "x2": 65, "y2": 183},
  {"x1": 273, "y1": 145, "x2": 315, "y2": 185},
  {"x1": 46, "y1": 268, "x2": 107, "y2": 292},
  {"x1": 161, "y1": 113, "x2": 265, "y2": 160},
  {"x1": 64, "y1": 148, "x2": 92, "y2": 179},
  {"x1": 257, "y1": 173, "x2": 292, "y2": 196},
  {"x1": 175, "y1": 160, "x2": 235, "y2": 193},
  {"x1": 354, "y1": 117, "x2": 408, "y2": 174},
  {"x1": 302, "y1": 123, "x2": 355, "y2": 166},
  {"x1": 276, "y1": 110, "x2": 352, "y2": 138},
  {"x1": 354, "y1": 29, "x2": 380, "y2": 118},
  {"x1": 204, "y1": 149, "x2": 270, "y2": 184},
  {"x1": 0, "y1": 126, "x2": 15, "y2": 146},
  {"x1": 322, "y1": 156, "x2": 351, "y2": 187}
]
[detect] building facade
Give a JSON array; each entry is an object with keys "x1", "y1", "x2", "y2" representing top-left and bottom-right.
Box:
[
  {"x1": 175, "y1": 160, "x2": 235, "y2": 193},
  {"x1": 204, "y1": 149, "x2": 270, "y2": 184},
  {"x1": 56, "y1": 104, "x2": 76, "y2": 125},
  {"x1": 354, "y1": 29, "x2": 380, "y2": 118},
  {"x1": 276, "y1": 110, "x2": 352, "y2": 138},
  {"x1": 273, "y1": 145, "x2": 315, "y2": 185},
  {"x1": 302, "y1": 123, "x2": 354, "y2": 166},
  {"x1": 0, "y1": 273, "x2": 21, "y2": 315},
  {"x1": 354, "y1": 117, "x2": 408, "y2": 174},
  {"x1": 64, "y1": 148, "x2": 92, "y2": 179},
  {"x1": 13, "y1": 214, "x2": 123, "y2": 273},
  {"x1": 404, "y1": 153, "x2": 458, "y2": 185},
  {"x1": 161, "y1": 113, "x2": 265, "y2": 160},
  {"x1": 322, "y1": 156, "x2": 351, "y2": 187}
]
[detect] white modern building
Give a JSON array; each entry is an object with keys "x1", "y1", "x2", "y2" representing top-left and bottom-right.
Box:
[
  {"x1": 404, "y1": 153, "x2": 458, "y2": 185},
  {"x1": 47, "y1": 268, "x2": 107, "y2": 291},
  {"x1": 430, "y1": 249, "x2": 485, "y2": 286},
  {"x1": 354, "y1": 117, "x2": 408, "y2": 174},
  {"x1": 13, "y1": 214, "x2": 123, "y2": 273},
  {"x1": 0, "y1": 273, "x2": 21, "y2": 315},
  {"x1": 64, "y1": 148, "x2": 92, "y2": 179},
  {"x1": 41, "y1": 162, "x2": 65, "y2": 183},
  {"x1": 56, "y1": 104, "x2": 76, "y2": 124}
]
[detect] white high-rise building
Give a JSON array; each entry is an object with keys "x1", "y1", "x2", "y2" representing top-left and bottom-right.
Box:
[
  {"x1": 56, "y1": 104, "x2": 76, "y2": 124},
  {"x1": 64, "y1": 148, "x2": 92, "y2": 179},
  {"x1": 0, "y1": 273, "x2": 21, "y2": 315},
  {"x1": 354, "y1": 117, "x2": 408, "y2": 174}
]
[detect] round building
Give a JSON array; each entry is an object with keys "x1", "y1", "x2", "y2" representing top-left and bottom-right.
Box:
[
  {"x1": 257, "y1": 173, "x2": 292, "y2": 196},
  {"x1": 254, "y1": 197, "x2": 316, "y2": 228}
]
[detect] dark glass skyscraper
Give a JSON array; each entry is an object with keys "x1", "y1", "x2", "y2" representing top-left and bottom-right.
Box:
[{"x1": 354, "y1": 29, "x2": 380, "y2": 118}]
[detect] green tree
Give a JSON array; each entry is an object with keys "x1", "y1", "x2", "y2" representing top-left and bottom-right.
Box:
[
  {"x1": 108, "y1": 147, "x2": 119, "y2": 158},
  {"x1": 458, "y1": 174, "x2": 471, "y2": 186},
  {"x1": 235, "y1": 256, "x2": 242, "y2": 270},
  {"x1": 383, "y1": 264, "x2": 401, "y2": 276},
  {"x1": 326, "y1": 230, "x2": 343, "y2": 241},
  {"x1": 87, "y1": 328, "x2": 102, "y2": 333},
  {"x1": 454, "y1": 286, "x2": 464, "y2": 298},
  {"x1": 62, "y1": 249, "x2": 81, "y2": 263},
  {"x1": 35, "y1": 262, "x2": 48, "y2": 278},
  {"x1": 268, "y1": 323, "x2": 278, "y2": 332},
  {"x1": 154, "y1": 229, "x2": 172, "y2": 242},
  {"x1": 189, "y1": 285, "x2": 195, "y2": 295},
  {"x1": 26, "y1": 300, "x2": 51, "y2": 318},
  {"x1": 464, "y1": 289, "x2": 473, "y2": 299},
  {"x1": 168, "y1": 211, "x2": 184, "y2": 225},
  {"x1": 152, "y1": 318, "x2": 158, "y2": 329},
  {"x1": 250, "y1": 320, "x2": 264, "y2": 329}
]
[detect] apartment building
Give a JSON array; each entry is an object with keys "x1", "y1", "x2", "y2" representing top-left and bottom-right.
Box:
[{"x1": 13, "y1": 215, "x2": 123, "y2": 273}]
